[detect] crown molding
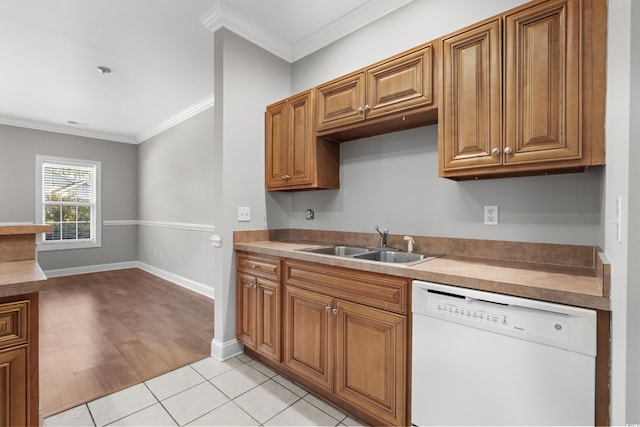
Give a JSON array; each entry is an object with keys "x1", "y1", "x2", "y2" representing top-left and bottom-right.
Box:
[
  {"x1": 292, "y1": 0, "x2": 415, "y2": 62},
  {"x1": 0, "y1": 115, "x2": 138, "y2": 144},
  {"x1": 136, "y1": 94, "x2": 215, "y2": 143},
  {"x1": 0, "y1": 94, "x2": 215, "y2": 145},
  {"x1": 200, "y1": 0, "x2": 414, "y2": 63},
  {"x1": 201, "y1": 2, "x2": 292, "y2": 62}
]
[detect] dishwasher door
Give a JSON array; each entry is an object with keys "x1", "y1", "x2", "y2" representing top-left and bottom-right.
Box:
[{"x1": 411, "y1": 280, "x2": 597, "y2": 426}]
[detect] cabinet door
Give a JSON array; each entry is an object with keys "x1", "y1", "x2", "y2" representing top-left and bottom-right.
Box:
[
  {"x1": 366, "y1": 45, "x2": 434, "y2": 120},
  {"x1": 440, "y1": 19, "x2": 502, "y2": 172},
  {"x1": 334, "y1": 300, "x2": 406, "y2": 426},
  {"x1": 504, "y1": 0, "x2": 580, "y2": 164},
  {"x1": 265, "y1": 101, "x2": 289, "y2": 189},
  {"x1": 316, "y1": 72, "x2": 366, "y2": 131},
  {"x1": 284, "y1": 286, "x2": 335, "y2": 392},
  {"x1": 237, "y1": 273, "x2": 257, "y2": 349},
  {"x1": 285, "y1": 91, "x2": 315, "y2": 187},
  {"x1": 256, "y1": 279, "x2": 281, "y2": 362},
  {"x1": 0, "y1": 346, "x2": 27, "y2": 427}
]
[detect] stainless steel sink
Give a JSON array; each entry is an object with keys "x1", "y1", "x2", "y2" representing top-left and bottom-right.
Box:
[
  {"x1": 300, "y1": 245, "x2": 372, "y2": 256},
  {"x1": 353, "y1": 250, "x2": 437, "y2": 264},
  {"x1": 298, "y1": 245, "x2": 439, "y2": 265}
]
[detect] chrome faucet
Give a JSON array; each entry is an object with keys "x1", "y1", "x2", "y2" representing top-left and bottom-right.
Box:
[{"x1": 375, "y1": 226, "x2": 389, "y2": 248}]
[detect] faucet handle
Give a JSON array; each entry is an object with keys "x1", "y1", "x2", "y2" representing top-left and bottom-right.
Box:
[
  {"x1": 374, "y1": 225, "x2": 388, "y2": 234},
  {"x1": 374, "y1": 225, "x2": 389, "y2": 247}
]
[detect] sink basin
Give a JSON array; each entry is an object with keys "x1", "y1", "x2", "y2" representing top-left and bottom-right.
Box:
[
  {"x1": 353, "y1": 250, "x2": 437, "y2": 264},
  {"x1": 300, "y1": 245, "x2": 372, "y2": 256},
  {"x1": 298, "y1": 245, "x2": 439, "y2": 265}
]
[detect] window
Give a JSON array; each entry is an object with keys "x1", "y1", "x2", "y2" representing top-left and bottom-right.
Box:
[{"x1": 36, "y1": 155, "x2": 101, "y2": 250}]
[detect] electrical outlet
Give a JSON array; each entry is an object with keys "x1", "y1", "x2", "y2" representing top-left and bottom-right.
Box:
[
  {"x1": 484, "y1": 205, "x2": 499, "y2": 225},
  {"x1": 237, "y1": 206, "x2": 251, "y2": 222}
]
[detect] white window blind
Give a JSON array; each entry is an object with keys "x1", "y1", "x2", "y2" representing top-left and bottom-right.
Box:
[{"x1": 36, "y1": 155, "x2": 101, "y2": 250}]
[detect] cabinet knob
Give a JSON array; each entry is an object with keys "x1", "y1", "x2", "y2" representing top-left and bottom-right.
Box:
[
  {"x1": 491, "y1": 148, "x2": 500, "y2": 156},
  {"x1": 248, "y1": 282, "x2": 256, "y2": 288},
  {"x1": 281, "y1": 175, "x2": 290, "y2": 181},
  {"x1": 504, "y1": 147, "x2": 513, "y2": 155},
  {"x1": 325, "y1": 305, "x2": 332, "y2": 312},
  {"x1": 364, "y1": 104, "x2": 371, "y2": 112},
  {"x1": 357, "y1": 107, "x2": 364, "y2": 114},
  {"x1": 251, "y1": 264, "x2": 257, "y2": 269},
  {"x1": 332, "y1": 308, "x2": 339, "y2": 315}
]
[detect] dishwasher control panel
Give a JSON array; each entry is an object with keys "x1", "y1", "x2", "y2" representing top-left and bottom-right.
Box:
[
  {"x1": 419, "y1": 287, "x2": 576, "y2": 350},
  {"x1": 429, "y1": 297, "x2": 509, "y2": 326}
]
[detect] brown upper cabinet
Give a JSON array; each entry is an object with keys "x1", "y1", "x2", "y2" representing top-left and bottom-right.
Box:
[
  {"x1": 316, "y1": 44, "x2": 438, "y2": 142},
  {"x1": 265, "y1": 90, "x2": 340, "y2": 191},
  {"x1": 439, "y1": 0, "x2": 606, "y2": 179}
]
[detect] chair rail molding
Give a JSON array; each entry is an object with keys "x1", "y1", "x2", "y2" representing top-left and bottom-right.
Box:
[{"x1": 103, "y1": 220, "x2": 216, "y2": 233}]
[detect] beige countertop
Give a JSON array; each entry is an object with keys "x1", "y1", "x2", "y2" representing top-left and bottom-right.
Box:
[
  {"x1": 0, "y1": 260, "x2": 48, "y2": 298},
  {"x1": 0, "y1": 224, "x2": 51, "y2": 298},
  {"x1": 234, "y1": 235, "x2": 610, "y2": 311}
]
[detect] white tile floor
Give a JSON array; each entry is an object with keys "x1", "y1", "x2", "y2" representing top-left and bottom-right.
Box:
[{"x1": 44, "y1": 354, "x2": 365, "y2": 427}]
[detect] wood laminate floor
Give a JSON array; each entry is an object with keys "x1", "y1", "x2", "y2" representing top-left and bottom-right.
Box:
[{"x1": 39, "y1": 268, "x2": 214, "y2": 417}]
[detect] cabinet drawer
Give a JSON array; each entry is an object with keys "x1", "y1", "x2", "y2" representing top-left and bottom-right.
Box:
[
  {"x1": 0, "y1": 301, "x2": 29, "y2": 349},
  {"x1": 237, "y1": 253, "x2": 281, "y2": 280},
  {"x1": 284, "y1": 260, "x2": 408, "y2": 314}
]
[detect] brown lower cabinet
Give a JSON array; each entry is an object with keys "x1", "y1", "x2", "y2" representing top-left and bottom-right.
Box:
[
  {"x1": 0, "y1": 294, "x2": 38, "y2": 427},
  {"x1": 237, "y1": 254, "x2": 409, "y2": 426},
  {"x1": 236, "y1": 253, "x2": 282, "y2": 363},
  {"x1": 284, "y1": 286, "x2": 406, "y2": 425}
]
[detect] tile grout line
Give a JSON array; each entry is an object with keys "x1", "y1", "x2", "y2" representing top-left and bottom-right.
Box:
[
  {"x1": 85, "y1": 403, "x2": 98, "y2": 427},
  {"x1": 142, "y1": 381, "x2": 181, "y2": 427}
]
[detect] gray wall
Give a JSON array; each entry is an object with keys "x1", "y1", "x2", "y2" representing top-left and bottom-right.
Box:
[
  {"x1": 0, "y1": 124, "x2": 138, "y2": 270},
  {"x1": 137, "y1": 109, "x2": 216, "y2": 287},
  {"x1": 280, "y1": 127, "x2": 603, "y2": 245}
]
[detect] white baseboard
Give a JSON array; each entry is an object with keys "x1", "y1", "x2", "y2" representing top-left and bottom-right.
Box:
[
  {"x1": 44, "y1": 261, "x2": 214, "y2": 300},
  {"x1": 136, "y1": 262, "x2": 214, "y2": 299},
  {"x1": 44, "y1": 261, "x2": 138, "y2": 277},
  {"x1": 211, "y1": 338, "x2": 244, "y2": 361}
]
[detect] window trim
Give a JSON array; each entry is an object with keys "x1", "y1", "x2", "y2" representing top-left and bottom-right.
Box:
[{"x1": 36, "y1": 155, "x2": 102, "y2": 251}]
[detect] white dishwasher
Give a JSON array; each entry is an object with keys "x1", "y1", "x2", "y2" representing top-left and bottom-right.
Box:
[{"x1": 411, "y1": 280, "x2": 597, "y2": 426}]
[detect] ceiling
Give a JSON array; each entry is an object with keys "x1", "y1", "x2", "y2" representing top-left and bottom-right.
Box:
[{"x1": 0, "y1": 0, "x2": 412, "y2": 144}]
